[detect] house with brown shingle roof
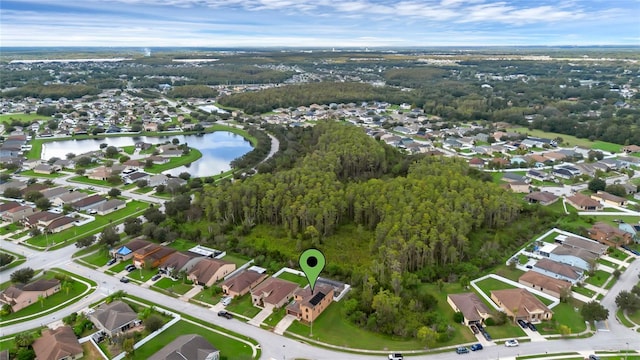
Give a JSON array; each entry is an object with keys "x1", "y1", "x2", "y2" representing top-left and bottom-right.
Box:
[
  {"x1": 47, "y1": 216, "x2": 76, "y2": 233},
  {"x1": 187, "y1": 258, "x2": 236, "y2": 287},
  {"x1": 1, "y1": 205, "x2": 35, "y2": 223},
  {"x1": 251, "y1": 278, "x2": 299, "y2": 309},
  {"x1": 87, "y1": 166, "x2": 112, "y2": 181},
  {"x1": 566, "y1": 193, "x2": 603, "y2": 211},
  {"x1": 525, "y1": 191, "x2": 559, "y2": 205},
  {"x1": 23, "y1": 211, "x2": 61, "y2": 228},
  {"x1": 92, "y1": 199, "x2": 126, "y2": 215},
  {"x1": 133, "y1": 244, "x2": 176, "y2": 269},
  {"x1": 32, "y1": 325, "x2": 83, "y2": 360},
  {"x1": 623, "y1": 145, "x2": 640, "y2": 154},
  {"x1": 0, "y1": 201, "x2": 21, "y2": 214},
  {"x1": 41, "y1": 187, "x2": 70, "y2": 200},
  {"x1": 519, "y1": 271, "x2": 571, "y2": 299},
  {"x1": 159, "y1": 251, "x2": 203, "y2": 274},
  {"x1": 51, "y1": 191, "x2": 88, "y2": 207},
  {"x1": 286, "y1": 284, "x2": 334, "y2": 323},
  {"x1": 0, "y1": 278, "x2": 61, "y2": 312},
  {"x1": 590, "y1": 191, "x2": 627, "y2": 207},
  {"x1": 71, "y1": 194, "x2": 106, "y2": 211},
  {"x1": 560, "y1": 236, "x2": 608, "y2": 256},
  {"x1": 89, "y1": 300, "x2": 138, "y2": 337},
  {"x1": 588, "y1": 222, "x2": 633, "y2": 247},
  {"x1": 148, "y1": 334, "x2": 219, "y2": 360},
  {"x1": 221, "y1": 270, "x2": 268, "y2": 298},
  {"x1": 447, "y1": 292, "x2": 492, "y2": 325},
  {"x1": 491, "y1": 288, "x2": 553, "y2": 323},
  {"x1": 111, "y1": 238, "x2": 151, "y2": 260}
]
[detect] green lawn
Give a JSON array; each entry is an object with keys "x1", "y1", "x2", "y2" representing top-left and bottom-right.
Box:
[
  {"x1": 19, "y1": 169, "x2": 64, "y2": 178},
  {"x1": 0, "y1": 270, "x2": 89, "y2": 324},
  {"x1": 276, "y1": 271, "x2": 309, "y2": 287},
  {"x1": 192, "y1": 288, "x2": 225, "y2": 306},
  {"x1": 133, "y1": 186, "x2": 154, "y2": 194},
  {"x1": 598, "y1": 258, "x2": 618, "y2": 269},
  {"x1": 572, "y1": 285, "x2": 596, "y2": 298},
  {"x1": 0, "y1": 223, "x2": 23, "y2": 235},
  {"x1": 475, "y1": 277, "x2": 516, "y2": 293},
  {"x1": 0, "y1": 113, "x2": 49, "y2": 123},
  {"x1": 24, "y1": 200, "x2": 147, "y2": 248},
  {"x1": 263, "y1": 306, "x2": 287, "y2": 327},
  {"x1": 538, "y1": 301, "x2": 587, "y2": 335},
  {"x1": 510, "y1": 127, "x2": 623, "y2": 152},
  {"x1": 121, "y1": 145, "x2": 135, "y2": 155},
  {"x1": 167, "y1": 238, "x2": 198, "y2": 251},
  {"x1": 585, "y1": 270, "x2": 611, "y2": 287},
  {"x1": 9, "y1": 230, "x2": 31, "y2": 240},
  {"x1": 153, "y1": 277, "x2": 193, "y2": 294},
  {"x1": 222, "y1": 253, "x2": 251, "y2": 268},
  {"x1": 110, "y1": 260, "x2": 129, "y2": 273},
  {"x1": 133, "y1": 320, "x2": 255, "y2": 360},
  {"x1": 69, "y1": 176, "x2": 112, "y2": 187},
  {"x1": 80, "y1": 249, "x2": 113, "y2": 267},
  {"x1": 484, "y1": 322, "x2": 527, "y2": 339},
  {"x1": 628, "y1": 308, "x2": 640, "y2": 325},
  {"x1": 225, "y1": 294, "x2": 261, "y2": 318},
  {"x1": 0, "y1": 249, "x2": 26, "y2": 272},
  {"x1": 617, "y1": 309, "x2": 635, "y2": 328}
]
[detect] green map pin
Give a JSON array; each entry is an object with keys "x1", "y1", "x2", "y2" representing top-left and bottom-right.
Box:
[{"x1": 299, "y1": 248, "x2": 326, "y2": 294}]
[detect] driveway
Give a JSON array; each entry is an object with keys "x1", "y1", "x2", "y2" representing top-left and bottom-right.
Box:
[{"x1": 248, "y1": 304, "x2": 274, "y2": 327}]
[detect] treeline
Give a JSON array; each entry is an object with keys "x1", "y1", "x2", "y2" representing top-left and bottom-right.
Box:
[
  {"x1": 229, "y1": 127, "x2": 271, "y2": 171},
  {"x1": 167, "y1": 85, "x2": 218, "y2": 99},
  {"x1": 2, "y1": 84, "x2": 100, "y2": 100},
  {"x1": 218, "y1": 82, "x2": 413, "y2": 114}
]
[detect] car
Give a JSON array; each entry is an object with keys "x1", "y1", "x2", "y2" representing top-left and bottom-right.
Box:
[
  {"x1": 88, "y1": 209, "x2": 98, "y2": 215},
  {"x1": 470, "y1": 324, "x2": 479, "y2": 334},
  {"x1": 388, "y1": 354, "x2": 403, "y2": 360},
  {"x1": 455, "y1": 347, "x2": 469, "y2": 354},
  {"x1": 527, "y1": 322, "x2": 537, "y2": 332},
  {"x1": 151, "y1": 274, "x2": 161, "y2": 281},
  {"x1": 125, "y1": 265, "x2": 136, "y2": 272},
  {"x1": 217, "y1": 311, "x2": 233, "y2": 319},
  {"x1": 588, "y1": 355, "x2": 601, "y2": 360},
  {"x1": 505, "y1": 339, "x2": 519, "y2": 347},
  {"x1": 517, "y1": 319, "x2": 528, "y2": 328},
  {"x1": 221, "y1": 296, "x2": 232, "y2": 306},
  {"x1": 482, "y1": 331, "x2": 492, "y2": 341},
  {"x1": 470, "y1": 344, "x2": 483, "y2": 351},
  {"x1": 525, "y1": 264, "x2": 533, "y2": 269},
  {"x1": 106, "y1": 258, "x2": 117, "y2": 266},
  {"x1": 119, "y1": 277, "x2": 129, "y2": 283}
]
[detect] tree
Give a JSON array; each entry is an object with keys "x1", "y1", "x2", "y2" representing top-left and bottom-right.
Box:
[
  {"x1": 123, "y1": 337, "x2": 135, "y2": 357},
  {"x1": 47, "y1": 157, "x2": 61, "y2": 165},
  {"x1": 417, "y1": 326, "x2": 438, "y2": 348},
  {"x1": 105, "y1": 146, "x2": 119, "y2": 158},
  {"x1": 615, "y1": 290, "x2": 640, "y2": 313},
  {"x1": 119, "y1": 155, "x2": 130, "y2": 164},
  {"x1": 145, "y1": 159, "x2": 154, "y2": 169},
  {"x1": 24, "y1": 191, "x2": 44, "y2": 202},
  {"x1": 144, "y1": 206, "x2": 165, "y2": 225},
  {"x1": 99, "y1": 226, "x2": 120, "y2": 247},
  {"x1": 144, "y1": 314, "x2": 163, "y2": 332},
  {"x1": 108, "y1": 188, "x2": 121, "y2": 197},
  {"x1": 107, "y1": 174, "x2": 122, "y2": 185},
  {"x1": 588, "y1": 178, "x2": 606, "y2": 193},
  {"x1": 605, "y1": 184, "x2": 627, "y2": 197},
  {"x1": 38, "y1": 294, "x2": 45, "y2": 308},
  {"x1": 0, "y1": 252, "x2": 14, "y2": 266},
  {"x1": 35, "y1": 197, "x2": 52, "y2": 210},
  {"x1": 136, "y1": 179, "x2": 148, "y2": 188},
  {"x1": 581, "y1": 301, "x2": 609, "y2": 322},
  {"x1": 558, "y1": 324, "x2": 572, "y2": 336},
  {"x1": 172, "y1": 138, "x2": 180, "y2": 145},
  {"x1": 76, "y1": 156, "x2": 91, "y2": 167},
  {"x1": 3, "y1": 187, "x2": 22, "y2": 199},
  {"x1": 75, "y1": 235, "x2": 96, "y2": 248},
  {"x1": 15, "y1": 348, "x2": 35, "y2": 360},
  {"x1": 10, "y1": 268, "x2": 35, "y2": 284},
  {"x1": 178, "y1": 172, "x2": 191, "y2": 181},
  {"x1": 124, "y1": 217, "x2": 143, "y2": 236},
  {"x1": 66, "y1": 152, "x2": 76, "y2": 160},
  {"x1": 75, "y1": 168, "x2": 86, "y2": 176}
]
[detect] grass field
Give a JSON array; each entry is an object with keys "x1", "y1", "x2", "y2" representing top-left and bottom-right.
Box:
[
  {"x1": 221, "y1": 253, "x2": 251, "y2": 268},
  {"x1": 0, "y1": 113, "x2": 49, "y2": 123},
  {"x1": 167, "y1": 238, "x2": 198, "y2": 251},
  {"x1": 572, "y1": 285, "x2": 596, "y2": 298},
  {"x1": 263, "y1": 306, "x2": 287, "y2": 327},
  {"x1": 276, "y1": 271, "x2": 310, "y2": 287},
  {"x1": 19, "y1": 169, "x2": 65, "y2": 178},
  {"x1": 143, "y1": 148, "x2": 203, "y2": 174},
  {"x1": 510, "y1": 127, "x2": 623, "y2": 153},
  {"x1": 585, "y1": 270, "x2": 611, "y2": 288},
  {"x1": 80, "y1": 248, "x2": 112, "y2": 267},
  {"x1": 69, "y1": 176, "x2": 112, "y2": 187},
  {"x1": 154, "y1": 277, "x2": 193, "y2": 294},
  {"x1": 133, "y1": 319, "x2": 255, "y2": 360},
  {"x1": 192, "y1": 288, "x2": 224, "y2": 306},
  {"x1": 225, "y1": 294, "x2": 261, "y2": 318},
  {"x1": 538, "y1": 301, "x2": 587, "y2": 335}
]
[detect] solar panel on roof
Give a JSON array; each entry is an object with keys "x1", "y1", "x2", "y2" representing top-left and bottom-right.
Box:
[{"x1": 308, "y1": 292, "x2": 325, "y2": 306}]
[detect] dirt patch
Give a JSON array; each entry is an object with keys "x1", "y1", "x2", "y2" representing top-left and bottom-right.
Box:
[{"x1": 82, "y1": 341, "x2": 105, "y2": 360}]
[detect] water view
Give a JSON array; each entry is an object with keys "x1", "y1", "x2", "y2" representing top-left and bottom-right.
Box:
[{"x1": 41, "y1": 132, "x2": 253, "y2": 177}]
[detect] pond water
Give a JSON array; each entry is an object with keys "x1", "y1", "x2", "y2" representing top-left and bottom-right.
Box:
[{"x1": 41, "y1": 132, "x2": 253, "y2": 178}]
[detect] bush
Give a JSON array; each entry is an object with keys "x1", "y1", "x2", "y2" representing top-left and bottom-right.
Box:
[
  {"x1": 485, "y1": 317, "x2": 496, "y2": 326},
  {"x1": 453, "y1": 311, "x2": 464, "y2": 324}
]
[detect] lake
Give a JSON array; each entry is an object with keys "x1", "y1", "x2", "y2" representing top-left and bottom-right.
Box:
[{"x1": 41, "y1": 132, "x2": 253, "y2": 177}]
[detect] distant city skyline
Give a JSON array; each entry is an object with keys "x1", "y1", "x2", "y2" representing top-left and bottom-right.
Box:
[{"x1": 1, "y1": 0, "x2": 639, "y2": 47}]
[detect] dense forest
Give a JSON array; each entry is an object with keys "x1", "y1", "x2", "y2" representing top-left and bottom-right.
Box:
[{"x1": 197, "y1": 121, "x2": 541, "y2": 340}]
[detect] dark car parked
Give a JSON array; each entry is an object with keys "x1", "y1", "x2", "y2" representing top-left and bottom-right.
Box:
[
  {"x1": 470, "y1": 344, "x2": 483, "y2": 351},
  {"x1": 120, "y1": 277, "x2": 129, "y2": 283},
  {"x1": 527, "y1": 322, "x2": 537, "y2": 332},
  {"x1": 455, "y1": 347, "x2": 469, "y2": 354},
  {"x1": 517, "y1": 319, "x2": 528, "y2": 328},
  {"x1": 217, "y1": 311, "x2": 233, "y2": 319},
  {"x1": 106, "y1": 258, "x2": 117, "y2": 266}
]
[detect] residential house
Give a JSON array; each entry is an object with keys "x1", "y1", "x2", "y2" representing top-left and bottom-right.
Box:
[
  {"x1": 588, "y1": 222, "x2": 633, "y2": 247},
  {"x1": 0, "y1": 278, "x2": 61, "y2": 312},
  {"x1": 537, "y1": 243, "x2": 596, "y2": 271},
  {"x1": 47, "y1": 216, "x2": 76, "y2": 233},
  {"x1": 158, "y1": 252, "x2": 204, "y2": 275},
  {"x1": 446, "y1": 293, "x2": 492, "y2": 325},
  {"x1": 148, "y1": 334, "x2": 219, "y2": 360},
  {"x1": 111, "y1": 238, "x2": 151, "y2": 261},
  {"x1": 53, "y1": 159, "x2": 74, "y2": 169},
  {"x1": 623, "y1": 145, "x2": 640, "y2": 154},
  {"x1": 552, "y1": 167, "x2": 577, "y2": 180},
  {"x1": 286, "y1": 284, "x2": 334, "y2": 324},
  {"x1": 566, "y1": 193, "x2": 603, "y2": 211},
  {"x1": 133, "y1": 244, "x2": 176, "y2": 268},
  {"x1": 148, "y1": 174, "x2": 169, "y2": 187},
  {"x1": 32, "y1": 326, "x2": 83, "y2": 360},
  {"x1": 502, "y1": 173, "x2": 528, "y2": 183},
  {"x1": 23, "y1": 211, "x2": 62, "y2": 228},
  {"x1": 187, "y1": 258, "x2": 236, "y2": 287},
  {"x1": 2, "y1": 205, "x2": 36, "y2": 222},
  {"x1": 468, "y1": 158, "x2": 485, "y2": 168},
  {"x1": 0, "y1": 201, "x2": 21, "y2": 215},
  {"x1": 251, "y1": 277, "x2": 299, "y2": 309},
  {"x1": 91, "y1": 199, "x2": 126, "y2": 216},
  {"x1": 526, "y1": 170, "x2": 552, "y2": 182},
  {"x1": 89, "y1": 300, "x2": 139, "y2": 337},
  {"x1": 599, "y1": 158, "x2": 621, "y2": 171},
  {"x1": 20, "y1": 183, "x2": 48, "y2": 195},
  {"x1": 532, "y1": 258, "x2": 583, "y2": 284},
  {"x1": 619, "y1": 222, "x2": 640, "y2": 243},
  {"x1": 87, "y1": 166, "x2": 112, "y2": 181},
  {"x1": 33, "y1": 164, "x2": 58, "y2": 174},
  {"x1": 543, "y1": 152, "x2": 567, "y2": 162},
  {"x1": 525, "y1": 191, "x2": 559, "y2": 206},
  {"x1": 51, "y1": 191, "x2": 88, "y2": 207},
  {"x1": 0, "y1": 180, "x2": 27, "y2": 192},
  {"x1": 71, "y1": 195, "x2": 106, "y2": 211},
  {"x1": 620, "y1": 183, "x2": 637, "y2": 195},
  {"x1": 124, "y1": 172, "x2": 149, "y2": 184},
  {"x1": 590, "y1": 191, "x2": 627, "y2": 207},
  {"x1": 518, "y1": 271, "x2": 571, "y2": 299},
  {"x1": 490, "y1": 288, "x2": 553, "y2": 322},
  {"x1": 147, "y1": 156, "x2": 170, "y2": 165},
  {"x1": 41, "y1": 187, "x2": 70, "y2": 200},
  {"x1": 221, "y1": 269, "x2": 268, "y2": 298},
  {"x1": 557, "y1": 236, "x2": 608, "y2": 256}
]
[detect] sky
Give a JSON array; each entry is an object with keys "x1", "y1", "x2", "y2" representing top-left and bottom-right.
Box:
[{"x1": 1, "y1": 0, "x2": 639, "y2": 47}]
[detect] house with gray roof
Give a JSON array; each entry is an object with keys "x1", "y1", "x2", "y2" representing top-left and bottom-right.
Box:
[
  {"x1": 148, "y1": 334, "x2": 219, "y2": 360},
  {"x1": 89, "y1": 300, "x2": 138, "y2": 337}
]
